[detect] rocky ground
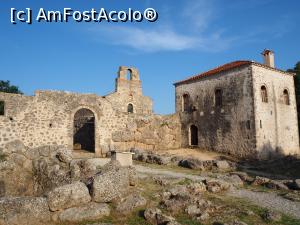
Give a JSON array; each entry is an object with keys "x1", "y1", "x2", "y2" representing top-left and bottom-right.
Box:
[{"x1": 0, "y1": 142, "x2": 300, "y2": 225}]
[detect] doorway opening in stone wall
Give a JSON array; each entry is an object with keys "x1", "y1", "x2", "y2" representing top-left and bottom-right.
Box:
[
  {"x1": 190, "y1": 125, "x2": 198, "y2": 146},
  {"x1": 73, "y1": 108, "x2": 95, "y2": 153}
]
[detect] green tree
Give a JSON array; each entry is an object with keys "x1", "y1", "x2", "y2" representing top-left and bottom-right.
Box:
[
  {"x1": 0, "y1": 80, "x2": 23, "y2": 115},
  {"x1": 0, "y1": 80, "x2": 23, "y2": 94},
  {"x1": 288, "y1": 62, "x2": 300, "y2": 132}
]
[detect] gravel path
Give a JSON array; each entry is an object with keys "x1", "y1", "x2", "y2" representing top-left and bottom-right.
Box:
[
  {"x1": 228, "y1": 188, "x2": 300, "y2": 219},
  {"x1": 134, "y1": 164, "x2": 300, "y2": 219}
]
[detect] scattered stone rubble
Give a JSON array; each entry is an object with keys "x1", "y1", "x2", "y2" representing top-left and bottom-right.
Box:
[
  {"x1": 0, "y1": 141, "x2": 299, "y2": 225},
  {"x1": 0, "y1": 140, "x2": 139, "y2": 225},
  {"x1": 131, "y1": 149, "x2": 235, "y2": 172}
]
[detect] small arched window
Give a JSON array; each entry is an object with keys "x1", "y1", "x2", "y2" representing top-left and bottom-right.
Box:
[
  {"x1": 127, "y1": 103, "x2": 134, "y2": 113},
  {"x1": 215, "y1": 89, "x2": 222, "y2": 107},
  {"x1": 0, "y1": 101, "x2": 4, "y2": 116},
  {"x1": 182, "y1": 94, "x2": 190, "y2": 112},
  {"x1": 126, "y1": 69, "x2": 132, "y2": 80},
  {"x1": 283, "y1": 89, "x2": 290, "y2": 105},
  {"x1": 261, "y1": 86, "x2": 268, "y2": 103}
]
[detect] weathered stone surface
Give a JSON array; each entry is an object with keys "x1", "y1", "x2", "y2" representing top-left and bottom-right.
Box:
[
  {"x1": 187, "y1": 182, "x2": 207, "y2": 193},
  {"x1": 262, "y1": 210, "x2": 282, "y2": 222},
  {"x1": 153, "y1": 176, "x2": 170, "y2": 186},
  {"x1": 294, "y1": 179, "x2": 300, "y2": 190},
  {"x1": 225, "y1": 175, "x2": 244, "y2": 187},
  {"x1": 252, "y1": 176, "x2": 270, "y2": 186},
  {"x1": 0, "y1": 196, "x2": 51, "y2": 225},
  {"x1": 58, "y1": 202, "x2": 110, "y2": 223},
  {"x1": 179, "y1": 158, "x2": 204, "y2": 170},
  {"x1": 144, "y1": 207, "x2": 180, "y2": 225},
  {"x1": 168, "y1": 185, "x2": 189, "y2": 199},
  {"x1": 128, "y1": 166, "x2": 138, "y2": 186},
  {"x1": 56, "y1": 148, "x2": 72, "y2": 163},
  {"x1": 215, "y1": 160, "x2": 230, "y2": 170},
  {"x1": 85, "y1": 223, "x2": 114, "y2": 225},
  {"x1": 225, "y1": 220, "x2": 248, "y2": 225},
  {"x1": 146, "y1": 154, "x2": 171, "y2": 165},
  {"x1": 2, "y1": 140, "x2": 27, "y2": 156},
  {"x1": 32, "y1": 157, "x2": 72, "y2": 196},
  {"x1": 0, "y1": 143, "x2": 34, "y2": 197},
  {"x1": 176, "y1": 62, "x2": 299, "y2": 158},
  {"x1": 266, "y1": 180, "x2": 289, "y2": 190},
  {"x1": 205, "y1": 179, "x2": 231, "y2": 193},
  {"x1": 230, "y1": 172, "x2": 254, "y2": 183},
  {"x1": 116, "y1": 193, "x2": 147, "y2": 214},
  {"x1": 84, "y1": 158, "x2": 108, "y2": 171},
  {"x1": 161, "y1": 185, "x2": 192, "y2": 212},
  {"x1": 185, "y1": 204, "x2": 202, "y2": 216},
  {"x1": 91, "y1": 161, "x2": 131, "y2": 202},
  {"x1": 47, "y1": 181, "x2": 91, "y2": 211}
]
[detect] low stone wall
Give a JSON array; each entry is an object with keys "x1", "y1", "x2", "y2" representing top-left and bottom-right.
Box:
[
  {"x1": 112, "y1": 114, "x2": 181, "y2": 152},
  {"x1": 0, "y1": 92, "x2": 181, "y2": 156}
]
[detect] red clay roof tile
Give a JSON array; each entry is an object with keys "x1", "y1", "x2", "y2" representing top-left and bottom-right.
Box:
[
  {"x1": 174, "y1": 60, "x2": 252, "y2": 85},
  {"x1": 174, "y1": 60, "x2": 295, "y2": 86}
]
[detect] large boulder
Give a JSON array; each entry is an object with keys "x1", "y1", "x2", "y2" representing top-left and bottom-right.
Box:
[
  {"x1": 0, "y1": 141, "x2": 34, "y2": 197},
  {"x1": 205, "y1": 179, "x2": 231, "y2": 193},
  {"x1": 91, "y1": 160, "x2": 133, "y2": 202},
  {"x1": 266, "y1": 180, "x2": 289, "y2": 190},
  {"x1": 252, "y1": 176, "x2": 270, "y2": 186},
  {"x1": 32, "y1": 157, "x2": 72, "y2": 195},
  {"x1": 293, "y1": 179, "x2": 300, "y2": 190},
  {"x1": 262, "y1": 210, "x2": 282, "y2": 222},
  {"x1": 161, "y1": 185, "x2": 191, "y2": 212},
  {"x1": 214, "y1": 160, "x2": 230, "y2": 170},
  {"x1": 144, "y1": 207, "x2": 181, "y2": 225},
  {"x1": 179, "y1": 158, "x2": 204, "y2": 170},
  {"x1": 58, "y1": 202, "x2": 110, "y2": 223},
  {"x1": 230, "y1": 172, "x2": 254, "y2": 183},
  {"x1": 1, "y1": 140, "x2": 27, "y2": 156},
  {"x1": 223, "y1": 175, "x2": 244, "y2": 187},
  {"x1": 187, "y1": 182, "x2": 207, "y2": 193},
  {"x1": 0, "y1": 197, "x2": 51, "y2": 225},
  {"x1": 47, "y1": 181, "x2": 91, "y2": 211},
  {"x1": 56, "y1": 148, "x2": 72, "y2": 163},
  {"x1": 116, "y1": 193, "x2": 147, "y2": 214},
  {"x1": 146, "y1": 153, "x2": 171, "y2": 165}
]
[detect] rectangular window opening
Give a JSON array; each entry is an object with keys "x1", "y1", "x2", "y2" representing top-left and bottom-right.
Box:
[
  {"x1": 260, "y1": 120, "x2": 262, "y2": 128},
  {"x1": 0, "y1": 101, "x2": 4, "y2": 116},
  {"x1": 246, "y1": 120, "x2": 251, "y2": 130}
]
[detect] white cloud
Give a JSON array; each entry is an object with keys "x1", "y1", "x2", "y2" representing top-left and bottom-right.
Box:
[
  {"x1": 181, "y1": 0, "x2": 215, "y2": 31},
  {"x1": 90, "y1": 26, "x2": 198, "y2": 52},
  {"x1": 89, "y1": 25, "x2": 236, "y2": 53},
  {"x1": 86, "y1": 0, "x2": 293, "y2": 53}
]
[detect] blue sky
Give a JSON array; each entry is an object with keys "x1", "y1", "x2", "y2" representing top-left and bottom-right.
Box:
[{"x1": 0, "y1": 0, "x2": 299, "y2": 114}]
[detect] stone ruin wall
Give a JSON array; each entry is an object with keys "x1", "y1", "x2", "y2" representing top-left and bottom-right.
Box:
[
  {"x1": 175, "y1": 65, "x2": 257, "y2": 158},
  {"x1": 0, "y1": 89, "x2": 181, "y2": 156}
]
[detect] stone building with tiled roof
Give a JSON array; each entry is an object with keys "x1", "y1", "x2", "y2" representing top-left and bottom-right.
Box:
[{"x1": 174, "y1": 50, "x2": 299, "y2": 158}]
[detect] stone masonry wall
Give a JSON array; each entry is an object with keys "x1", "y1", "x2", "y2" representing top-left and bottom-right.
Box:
[
  {"x1": 175, "y1": 65, "x2": 256, "y2": 158},
  {"x1": 0, "y1": 91, "x2": 180, "y2": 156},
  {"x1": 252, "y1": 64, "x2": 300, "y2": 157},
  {"x1": 0, "y1": 67, "x2": 181, "y2": 155}
]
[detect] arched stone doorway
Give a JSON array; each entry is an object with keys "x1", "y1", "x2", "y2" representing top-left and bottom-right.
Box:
[
  {"x1": 73, "y1": 108, "x2": 95, "y2": 152},
  {"x1": 190, "y1": 125, "x2": 198, "y2": 146}
]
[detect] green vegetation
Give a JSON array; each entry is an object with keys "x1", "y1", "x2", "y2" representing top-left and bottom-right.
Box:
[
  {"x1": 0, "y1": 153, "x2": 7, "y2": 162},
  {"x1": 0, "y1": 80, "x2": 23, "y2": 115},
  {"x1": 288, "y1": 62, "x2": 300, "y2": 134},
  {"x1": 0, "y1": 80, "x2": 23, "y2": 94}
]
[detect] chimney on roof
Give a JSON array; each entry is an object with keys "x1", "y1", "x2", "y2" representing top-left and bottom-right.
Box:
[{"x1": 261, "y1": 49, "x2": 275, "y2": 68}]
